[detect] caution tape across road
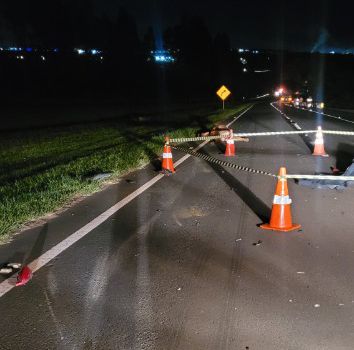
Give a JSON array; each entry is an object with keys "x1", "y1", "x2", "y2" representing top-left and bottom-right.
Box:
[
  {"x1": 234, "y1": 130, "x2": 354, "y2": 137},
  {"x1": 322, "y1": 130, "x2": 354, "y2": 136},
  {"x1": 233, "y1": 130, "x2": 317, "y2": 137},
  {"x1": 172, "y1": 146, "x2": 354, "y2": 182},
  {"x1": 169, "y1": 136, "x2": 224, "y2": 143},
  {"x1": 171, "y1": 146, "x2": 277, "y2": 177},
  {"x1": 169, "y1": 129, "x2": 354, "y2": 143},
  {"x1": 284, "y1": 174, "x2": 354, "y2": 181}
]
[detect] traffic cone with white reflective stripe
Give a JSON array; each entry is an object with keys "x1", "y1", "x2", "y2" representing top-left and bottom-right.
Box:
[
  {"x1": 224, "y1": 129, "x2": 235, "y2": 156},
  {"x1": 313, "y1": 126, "x2": 328, "y2": 157},
  {"x1": 260, "y1": 167, "x2": 301, "y2": 232},
  {"x1": 161, "y1": 136, "x2": 175, "y2": 174}
]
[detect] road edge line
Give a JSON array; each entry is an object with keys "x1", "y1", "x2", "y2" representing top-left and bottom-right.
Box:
[{"x1": 0, "y1": 104, "x2": 253, "y2": 298}]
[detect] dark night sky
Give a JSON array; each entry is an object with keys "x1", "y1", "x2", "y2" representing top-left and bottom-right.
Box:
[
  {"x1": 93, "y1": 0, "x2": 354, "y2": 51},
  {"x1": 1, "y1": 0, "x2": 354, "y2": 51}
]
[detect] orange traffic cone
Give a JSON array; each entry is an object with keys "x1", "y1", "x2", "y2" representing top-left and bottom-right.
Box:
[
  {"x1": 16, "y1": 266, "x2": 33, "y2": 286},
  {"x1": 161, "y1": 137, "x2": 175, "y2": 174},
  {"x1": 224, "y1": 129, "x2": 236, "y2": 156},
  {"x1": 312, "y1": 126, "x2": 328, "y2": 157},
  {"x1": 260, "y1": 167, "x2": 301, "y2": 232}
]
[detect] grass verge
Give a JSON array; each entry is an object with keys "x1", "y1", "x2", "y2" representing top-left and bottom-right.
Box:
[{"x1": 0, "y1": 103, "x2": 251, "y2": 240}]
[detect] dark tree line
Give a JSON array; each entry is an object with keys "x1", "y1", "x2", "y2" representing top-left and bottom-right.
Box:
[{"x1": 0, "y1": 2, "x2": 273, "y2": 103}]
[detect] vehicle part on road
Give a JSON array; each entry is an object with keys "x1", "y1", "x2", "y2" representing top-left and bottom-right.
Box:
[
  {"x1": 16, "y1": 266, "x2": 33, "y2": 287},
  {"x1": 91, "y1": 173, "x2": 113, "y2": 181},
  {"x1": 7, "y1": 263, "x2": 22, "y2": 269},
  {"x1": 224, "y1": 129, "x2": 236, "y2": 156},
  {"x1": 161, "y1": 137, "x2": 175, "y2": 174},
  {"x1": 260, "y1": 167, "x2": 301, "y2": 232},
  {"x1": 0, "y1": 263, "x2": 22, "y2": 275},
  {"x1": 0, "y1": 267, "x2": 13, "y2": 275},
  {"x1": 297, "y1": 161, "x2": 354, "y2": 189},
  {"x1": 312, "y1": 126, "x2": 329, "y2": 157},
  {"x1": 210, "y1": 125, "x2": 231, "y2": 140}
]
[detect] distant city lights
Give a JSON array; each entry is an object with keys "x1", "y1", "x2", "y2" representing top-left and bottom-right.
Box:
[
  {"x1": 74, "y1": 48, "x2": 103, "y2": 56},
  {"x1": 91, "y1": 49, "x2": 102, "y2": 55},
  {"x1": 254, "y1": 69, "x2": 271, "y2": 73},
  {"x1": 151, "y1": 50, "x2": 176, "y2": 63},
  {"x1": 76, "y1": 49, "x2": 86, "y2": 55}
]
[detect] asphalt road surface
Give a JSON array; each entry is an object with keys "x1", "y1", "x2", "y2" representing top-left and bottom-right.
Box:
[{"x1": 1, "y1": 102, "x2": 354, "y2": 350}]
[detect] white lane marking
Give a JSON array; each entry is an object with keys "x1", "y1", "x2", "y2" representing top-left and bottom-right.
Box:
[
  {"x1": 270, "y1": 103, "x2": 303, "y2": 130},
  {"x1": 286, "y1": 104, "x2": 354, "y2": 126},
  {"x1": 0, "y1": 105, "x2": 254, "y2": 298}
]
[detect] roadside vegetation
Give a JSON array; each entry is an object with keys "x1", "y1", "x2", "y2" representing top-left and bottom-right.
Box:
[{"x1": 0, "y1": 104, "x2": 250, "y2": 240}]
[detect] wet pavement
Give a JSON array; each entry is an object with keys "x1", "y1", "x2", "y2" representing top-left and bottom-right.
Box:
[{"x1": 1, "y1": 102, "x2": 354, "y2": 350}]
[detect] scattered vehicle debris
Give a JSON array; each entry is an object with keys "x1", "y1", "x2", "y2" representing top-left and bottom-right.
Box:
[
  {"x1": 0, "y1": 263, "x2": 22, "y2": 275},
  {"x1": 87, "y1": 172, "x2": 113, "y2": 181},
  {"x1": 297, "y1": 161, "x2": 354, "y2": 189},
  {"x1": 125, "y1": 179, "x2": 136, "y2": 184}
]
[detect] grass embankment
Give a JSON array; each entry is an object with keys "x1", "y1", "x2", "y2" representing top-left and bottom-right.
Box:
[{"x1": 0, "y1": 104, "x2": 250, "y2": 239}]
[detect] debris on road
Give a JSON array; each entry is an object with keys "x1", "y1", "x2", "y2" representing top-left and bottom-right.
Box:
[
  {"x1": 90, "y1": 172, "x2": 113, "y2": 181},
  {"x1": 16, "y1": 266, "x2": 33, "y2": 287},
  {"x1": 236, "y1": 238, "x2": 242, "y2": 242},
  {"x1": 297, "y1": 161, "x2": 354, "y2": 189},
  {"x1": 0, "y1": 263, "x2": 22, "y2": 275},
  {"x1": 7, "y1": 263, "x2": 21, "y2": 269},
  {"x1": 0, "y1": 267, "x2": 13, "y2": 274},
  {"x1": 125, "y1": 179, "x2": 136, "y2": 184},
  {"x1": 252, "y1": 240, "x2": 262, "y2": 246},
  {"x1": 314, "y1": 304, "x2": 320, "y2": 308}
]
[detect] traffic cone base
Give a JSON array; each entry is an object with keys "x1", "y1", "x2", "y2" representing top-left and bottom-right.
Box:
[
  {"x1": 313, "y1": 150, "x2": 329, "y2": 157},
  {"x1": 260, "y1": 167, "x2": 301, "y2": 233},
  {"x1": 260, "y1": 223, "x2": 301, "y2": 232}
]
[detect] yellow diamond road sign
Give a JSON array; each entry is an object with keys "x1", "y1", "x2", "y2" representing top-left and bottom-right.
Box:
[{"x1": 217, "y1": 85, "x2": 231, "y2": 101}]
